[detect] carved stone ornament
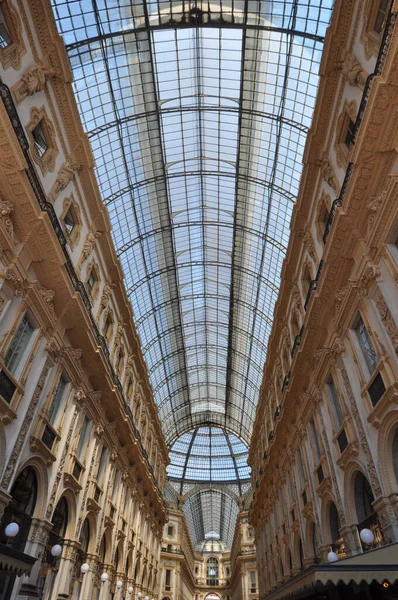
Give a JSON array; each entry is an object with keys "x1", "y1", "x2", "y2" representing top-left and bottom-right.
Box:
[
  {"x1": 27, "y1": 106, "x2": 58, "y2": 176},
  {"x1": 50, "y1": 158, "x2": 80, "y2": 201},
  {"x1": 12, "y1": 59, "x2": 55, "y2": 103},
  {"x1": 334, "y1": 284, "x2": 349, "y2": 320},
  {"x1": 367, "y1": 185, "x2": 389, "y2": 235},
  {"x1": 340, "y1": 52, "x2": 367, "y2": 88},
  {"x1": 99, "y1": 281, "x2": 113, "y2": 313},
  {"x1": 298, "y1": 229, "x2": 316, "y2": 261},
  {"x1": 78, "y1": 230, "x2": 102, "y2": 268},
  {"x1": 1, "y1": 267, "x2": 25, "y2": 297},
  {"x1": 358, "y1": 265, "x2": 381, "y2": 297},
  {"x1": 318, "y1": 154, "x2": 339, "y2": 193},
  {"x1": 374, "y1": 288, "x2": 398, "y2": 354},
  {"x1": 37, "y1": 283, "x2": 56, "y2": 317},
  {"x1": 0, "y1": 196, "x2": 16, "y2": 245},
  {"x1": 45, "y1": 339, "x2": 64, "y2": 363}
]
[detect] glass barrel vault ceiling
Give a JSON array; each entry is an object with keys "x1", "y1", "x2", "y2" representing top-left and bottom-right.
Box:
[
  {"x1": 168, "y1": 426, "x2": 251, "y2": 487},
  {"x1": 52, "y1": 0, "x2": 333, "y2": 546}
]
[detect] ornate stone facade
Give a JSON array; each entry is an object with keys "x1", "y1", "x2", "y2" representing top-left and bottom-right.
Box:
[{"x1": 248, "y1": 1, "x2": 398, "y2": 597}]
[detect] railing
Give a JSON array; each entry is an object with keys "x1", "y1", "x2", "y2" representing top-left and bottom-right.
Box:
[{"x1": 0, "y1": 80, "x2": 163, "y2": 499}]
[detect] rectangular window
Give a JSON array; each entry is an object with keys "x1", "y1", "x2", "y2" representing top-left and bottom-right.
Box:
[
  {"x1": 165, "y1": 569, "x2": 171, "y2": 590},
  {"x1": 374, "y1": 0, "x2": 389, "y2": 33},
  {"x1": 32, "y1": 122, "x2": 48, "y2": 157},
  {"x1": 96, "y1": 445, "x2": 108, "y2": 482},
  {"x1": 87, "y1": 271, "x2": 95, "y2": 291},
  {"x1": 0, "y1": 6, "x2": 12, "y2": 48},
  {"x1": 250, "y1": 571, "x2": 256, "y2": 593},
  {"x1": 64, "y1": 208, "x2": 75, "y2": 235},
  {"x1": 368, "y1": 372, "x2": 386, "y2": 406},
  {"x1": 337, "y1": 428, "x2": 348, "y2": 453},
  {"x1": 112, "y1": 469, "x2": 120, "y2": 502},
  {"x1": 76, "y1": 416, "x2": 90, "y2": 459},
  {"x1": 309, "y1": 420, "x2": 321, "y2": 463},
  {"x1": 0, "y1": 370, "x2": 17, "y2": 403},
  {"x1": 5, "y1": 313, "x2": 34, "y2": 375},
  {"x1": 167, "y1": 525, "x2": 174, "y2": 536},
  {"x1": 41, "y1": 424, "x2": 57, "y2": 450},
  {"x1": 354, "y1": 315, "x2": 377, "y2": 373},
  {"x1": 326, "y1": 376, "x2": 344, "y2": 430},
  {"x1": 48, "y1": 375, "x2": 67, "y2": 425}
]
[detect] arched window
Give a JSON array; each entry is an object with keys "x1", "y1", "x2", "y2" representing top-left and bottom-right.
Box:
[
  {"x1": 298, "y1": 539, "x2": 304, "y2": 570},
  {"x1": 392, "y1": 429, "x2": 398, "y2": 486},
  {"x1": 80, "y1": 519, "x2": 90, "y2": 554},
  {"x1": 0, "y1": 466, "x2": 38, "y2": 550},
  {"x1": 99, "y1": 535, "x2": 107, "y2": 563},
  {"x1": 206, "y1": 557, "x2": 219, "y2": 586},
  {"x1": 329, "y1": 502, "x2": 341, "y2": 544},
  {"x1": 311, "y1": 522, "x2": 317, "y2": 560},
  {"x1": 354, "y1": 472, "x2": 374, "y2": 523}
]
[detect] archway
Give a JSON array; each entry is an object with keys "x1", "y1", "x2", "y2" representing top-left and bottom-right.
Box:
[
  {"x1": 0, "y1": 466, "x2": 38, "y2": 550},
  {"x1": 37, "y1": 497, "x2": 69, "y2": 599},
  {"x1": 392, "y1": 428, "x2": 398, "y2": 486},
  {"x1": 329, "y1": 501, "x2": 341, "y2": 547},
  {"x1": 354, "y1": 471, "x2": 375, "y2": 524},
  {"x1": 0, "y1": 467, "x2": 38, "y2": 600},
  {"x1": 204, "y1": 594, "x2": 220, "y2": 600}
]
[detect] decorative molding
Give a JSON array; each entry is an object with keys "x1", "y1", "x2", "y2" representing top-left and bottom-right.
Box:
[
  {"x1": 337, "y1": 360, "x2": 382, "y2": 497},
  {"x1": 49, "y1": 157, "x2": 80, "y2": 202},
  {"x1": 340, "y1": 52, "x2": 367, "y2": 88},
  {"x1": 374, "y1": 288, "x2": 398, "y2": 354},
  {"x1": 318, "y1": 154, "x2": 339, "y2": 193},
  {"x1": 78, "y1": 230, "x2": 102, "y2": 270},
  {"x1": 1, "y1": 359, "x2": 52, "y2": 488},
  {"x1": 12, "y1": 59, "x2": 55, "y2": 103}
]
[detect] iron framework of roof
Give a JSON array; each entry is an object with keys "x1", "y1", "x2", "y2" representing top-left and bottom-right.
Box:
[{"x1": 52, "y1": 0, "x2": 333, "y2": 548}]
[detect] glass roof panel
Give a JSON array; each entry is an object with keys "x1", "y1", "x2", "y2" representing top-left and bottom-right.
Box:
[
  {"x1": 168, "y1": 426, "x2": 250, "y2": 485},
  {"x1": 52, "y1": 0, "x2": 334, "y2": 545}
]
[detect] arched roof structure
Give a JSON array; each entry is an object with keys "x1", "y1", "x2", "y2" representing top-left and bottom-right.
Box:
[{"x1": 52, "y1": 0, "x2": 334, "y2": 547}]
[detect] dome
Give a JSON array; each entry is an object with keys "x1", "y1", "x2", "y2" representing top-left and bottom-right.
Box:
[{"x1": 167, "y1": 426, "x2": 251, "y2": 483}]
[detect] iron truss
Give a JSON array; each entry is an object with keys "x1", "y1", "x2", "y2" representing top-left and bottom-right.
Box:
[{"x1": 52, "y1": 0, "x2": 333, "y2": 547}]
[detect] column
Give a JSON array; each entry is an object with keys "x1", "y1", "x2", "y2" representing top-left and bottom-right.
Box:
[
  {"x1": 51, "y1": 539, "x2": 81, "y2": 599},
  {"x1": 79, "y1": 553, "x2": 101, "y2": 600},
  {"x1": 17, "y1": 518, "x2": 53, "y2": 600},
  {"x1": 373, "y1": 495, "x2": 398, "y2": 544}
]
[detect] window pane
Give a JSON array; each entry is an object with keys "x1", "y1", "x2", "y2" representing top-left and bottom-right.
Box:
[
  {"x1": 76, "y1": 416, "x2": 90, "y2": 458},
  {"x1": 5, "y1": 314, "x2": 34, "y2": 375},
  {"x1": 48, "y1": 375, "x2": 67, "y2": 424},
  {"x1": 326, "y1": 377, "x2": 343, "y2": 430},
  {"x1": 355, "y1": 316, "x2": 377, "y2": 373}
]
